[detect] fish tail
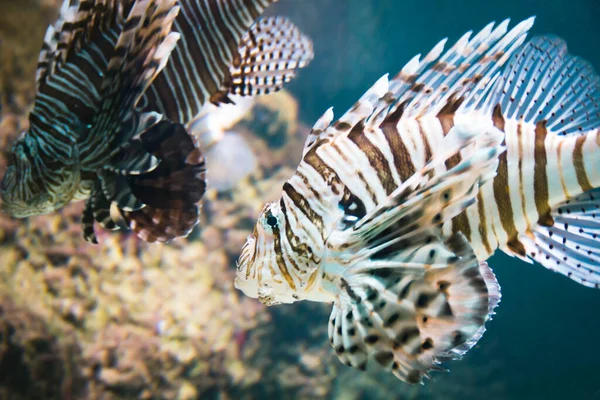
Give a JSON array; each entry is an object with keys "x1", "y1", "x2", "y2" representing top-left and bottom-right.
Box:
[{"x1": 221, "y1": 16, "x2": 314, "y2": 102}]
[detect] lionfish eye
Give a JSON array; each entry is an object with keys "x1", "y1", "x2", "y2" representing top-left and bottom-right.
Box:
[{"x1": 266, "y1": 214, "x2": 278, "y2": 228}]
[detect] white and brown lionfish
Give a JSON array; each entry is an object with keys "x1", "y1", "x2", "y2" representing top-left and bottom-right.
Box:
[{"x1": 236, "y1": 17, "x2": 600, "y2": 383}]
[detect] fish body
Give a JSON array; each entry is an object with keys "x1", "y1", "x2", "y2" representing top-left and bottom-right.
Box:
[
  {"x1": 1, "y1": 0, "x2": 313, "y2": 243},
  {"x1": 235, "y1": 18, "x2": 600, "y2": 383}
]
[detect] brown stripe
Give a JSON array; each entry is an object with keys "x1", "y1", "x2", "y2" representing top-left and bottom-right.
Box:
[
  {"x1": 279, "y1": 197, "x2": 318, "y2": 270},
  {"x1": 476, "y1": 192, "x2": 492, "y2": 255},
  {"x1": 283, "y1": 181, "x2": 323, "y2": 233},
  {"x1": 491, "y1": 110, "x2": 524, "y2": 254},
  {"x1": 451, "y1": 211, "x2": 472, "y2": 241},
  {"x1": 492, "y1": 104, "x2": 505, "y2": 131},
  {"x1": 331, "y1": 142, "x2": 378, "y2": 204},
  {"x1": 271, "y1": 221, "x2": 296, "y2": 290},
  {"x1": 417, "y1": 120, "x2": 433, "y2": 163},
  {"x1": 379, "y1": 101, "x2": 416, "y2": 182},
  {"x1": 493, "y1": 145, "x2": 522, "y2": 246},
  {"x1": 348, "y1": 119, "x2": 396, "y2": 195},
  {"x1": 438, "y1": 99, "x2": 465, "y2": 234},
  {"x1": 573, "y1": 134, "x2": 593, "y2": 192},
  {"x1": 534, "y1": 120, "x2": 554, "y2": 227},
  {"x1": 437, "y1": 97, "x2": 464, "y2": 169}
]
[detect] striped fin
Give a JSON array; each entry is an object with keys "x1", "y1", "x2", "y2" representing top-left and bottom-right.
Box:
[
  {"x1": 301, "y1": 74, "x2": 390, "y2": 157},
  {"x1": 28, "y1": 0, "x2": 130, "y2": 168},
  {"x1": 329, "y1": 237, "x2": 500, "y2": 384},
  {"x1": 225, "y1": 17, "x2": 314, "y2": 100},
  {"x1": 326, "y1": 129, "x2": 504, "y2": 383},
  {"x1": 377, "y1": 17, "x2": 535, "y2": 121},
  {"x1": 104, "y1": 142, "x2": 160, "y2": 175},
  {"x1": 139, "y1": 0, "x2": 288, "y2": 123},
  {"x1": 83, "y1": 184, "x2": 121, "y2": 244},
  {"x1": 86, "y1": 119, "x2": 206, "y2": 243},
  {"x1": 121, "y1": 120, "x2": 207, "y2": 243},
  {"x1": 35, "y1": 0, "x2": 128, "y2": 90}
]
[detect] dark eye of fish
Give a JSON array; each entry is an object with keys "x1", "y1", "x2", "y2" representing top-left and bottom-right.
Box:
[
  {"x1": 266, "y1": 214, "x2": 278, "y2": 228},
  {"x1": 339, "y1": 193, "x2": 367, "y2": 229}
]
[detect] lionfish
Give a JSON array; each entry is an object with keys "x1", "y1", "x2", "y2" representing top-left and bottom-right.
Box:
[
  {"x1": 1, "y1": 0, "x2": 313, "y2": 243},
  {"x1": 235, "y1": 17, "x2": 600, "y2": 383}
]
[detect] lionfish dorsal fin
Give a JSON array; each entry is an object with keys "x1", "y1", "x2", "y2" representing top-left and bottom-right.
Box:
[
  {"x1": 479, "y1": 36, "x2": 600, "y2": 135},
  {"x1": 305, "y1": 18, "x2": 535, "y2": 156}
]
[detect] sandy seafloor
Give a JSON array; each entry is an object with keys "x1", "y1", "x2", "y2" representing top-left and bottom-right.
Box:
[{"x1": 0, "y1": 0, "x2": 599, "y2": 399}]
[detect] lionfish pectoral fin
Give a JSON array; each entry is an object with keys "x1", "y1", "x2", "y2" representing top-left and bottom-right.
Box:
[
  {"x1": 226, "y1": 16, "x2": 314, "y2": 99},
  {"x1": 328, "y1": 234, "x2": 501, "y2": 384},
  {"x1": 105, "y1": 141, "x2": 160, "y2": 176},
  {"x1": 516, "y1": 188, "x2": 600, "y2": 289},
  {"x1": 121, "y1": 120, "x2": 206, "y2": 243},
  {"x1": 323, "y1": 117, "x2": 507, "y2": 383}
]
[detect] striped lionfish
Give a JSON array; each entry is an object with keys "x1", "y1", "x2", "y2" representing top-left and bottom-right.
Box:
[
  {"x1": 1, "y1": 0, "x2": 313, "y2": 243},
  {"x1": 235, "y1": 17, "x2": 600, "y2": 383}
]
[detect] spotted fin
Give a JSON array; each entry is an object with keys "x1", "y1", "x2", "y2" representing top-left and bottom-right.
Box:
[
  {"x1": 222, "y1": 17, "x2": 314, "y2": 102},
  {"x1": 328, "y1": 235, "x2": 500, "y2": 384},
  {"x1": 82, "y1": 184, "x2": 122, "y2": 244},
  {"x1": 325, "y1": 121, "x2": 504, "y2": 383},
  {"x1": 518, "y1": 188, "x2": 600, "y2": 288}
]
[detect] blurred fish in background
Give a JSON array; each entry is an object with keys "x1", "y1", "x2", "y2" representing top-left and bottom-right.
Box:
[{"x1": 0, "y1": 0, "x2": 313, "y2": 243}]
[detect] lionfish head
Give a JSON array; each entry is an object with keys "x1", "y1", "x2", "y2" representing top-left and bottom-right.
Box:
[
  {"x1": 2, "y1": 132, "x2": 78, "y2": 217},
  {"x1": 235, "y1": 200, "x2": 322, "y2": 306}
]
